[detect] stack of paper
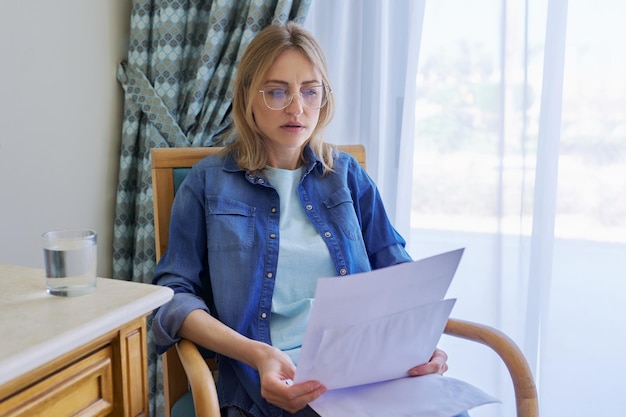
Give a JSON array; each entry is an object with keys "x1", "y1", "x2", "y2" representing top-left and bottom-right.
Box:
[{"x1": 294, "y1": 249, "x2": 498, "y2": 417}]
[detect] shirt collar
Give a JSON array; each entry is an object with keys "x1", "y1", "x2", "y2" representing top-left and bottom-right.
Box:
[{"x1": 221, "y1": 144, "x2": 324, "y2": 176}]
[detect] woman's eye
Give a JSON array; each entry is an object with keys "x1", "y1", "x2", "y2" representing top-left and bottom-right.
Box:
[
  {"x1": 302, "y1": 88, "x2": 318, "y2": 97},
  {"x1": 268, "y1": 89, "x2": 288, "y2": 99}
]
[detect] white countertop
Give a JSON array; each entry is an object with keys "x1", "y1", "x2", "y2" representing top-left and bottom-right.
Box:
[{"x1": 0, "y1": 263, "x2": 173, "y2": 387}]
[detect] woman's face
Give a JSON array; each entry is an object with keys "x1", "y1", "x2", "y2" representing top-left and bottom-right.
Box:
[{"x1": 252, "y1": 49, "x2": 323, "y2": 169}]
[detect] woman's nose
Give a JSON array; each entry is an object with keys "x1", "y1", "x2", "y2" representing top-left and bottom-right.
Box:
[{"x1": 285, "y1": 93, "x2": 304, "y2": 115}]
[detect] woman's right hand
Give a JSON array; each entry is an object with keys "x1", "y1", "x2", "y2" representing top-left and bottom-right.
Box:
[
  {"x1": 180, "y1": 311, "x2": 327, "y2": 412},
  {"x1": 255, "y1": 344, "x2": 327, "y2": 413}
]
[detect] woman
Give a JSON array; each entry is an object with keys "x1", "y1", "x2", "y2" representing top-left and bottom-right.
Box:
[{"x1": 152, "y1": 22, "x2": 453, "y2": 417}]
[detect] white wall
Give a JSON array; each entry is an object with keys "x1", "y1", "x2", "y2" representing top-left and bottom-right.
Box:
[{"x1": 0, "y1": 1, "x2": 132, "y2": 277}]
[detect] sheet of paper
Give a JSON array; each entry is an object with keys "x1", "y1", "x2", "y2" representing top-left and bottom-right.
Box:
[
  {"x1": 305, "y1": 299, "x2": 456, "y2": 389},
  {"x1": 294, "y1": 248, "x2": 499, "y2": 416},
  {"x1": 295, "y1": 248, "x2": 464, "y2": 386},
  {"x1": 310, "y1": 374, "x2": 499, "y2": 417}
]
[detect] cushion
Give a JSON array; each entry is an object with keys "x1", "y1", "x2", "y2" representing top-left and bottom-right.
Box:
[
  {"x1": 173, "y1": 168, "x2": 192, "y2": 193},
  {"x1": 171, "y1": 390, "x2": 195, "y2": 417}
]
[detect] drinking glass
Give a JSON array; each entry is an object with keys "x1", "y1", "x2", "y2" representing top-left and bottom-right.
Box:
[{"x1": 42, "y1": 229, "x2": 97, "y2": 296}]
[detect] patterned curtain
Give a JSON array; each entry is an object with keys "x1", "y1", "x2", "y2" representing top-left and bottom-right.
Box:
[{"x1": 113, "y1": 1, "x2": 310, "y2": 416}]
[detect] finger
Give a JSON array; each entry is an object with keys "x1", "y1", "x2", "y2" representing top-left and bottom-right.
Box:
[
  {"x1": 271, "y1": 389, "x2": 326, "y2": 413},
  {"x1": 407, "y1": 361, "x2": 439, "y2": 376},
  {"x1": 284, "y1": 384, "x2": 327, "y2": 413},
  {"x1": 263, "y1": 380, "x2": 326, "y2": 412},
  {"x1": 431, "y1": 348, "x2": 448, "y2": 363},
  {"x1": 408, "y1": 349, "x2": 449, "y2": 376}
]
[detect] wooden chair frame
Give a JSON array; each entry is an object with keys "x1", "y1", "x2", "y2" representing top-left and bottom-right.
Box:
[{"x1": 150, "y1": 145, "x2": 538, "y2": 417}]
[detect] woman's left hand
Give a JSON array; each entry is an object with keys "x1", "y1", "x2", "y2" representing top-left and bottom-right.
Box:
[{"x1": 407, "y1": 348, "x2": 449, "y2": 377}]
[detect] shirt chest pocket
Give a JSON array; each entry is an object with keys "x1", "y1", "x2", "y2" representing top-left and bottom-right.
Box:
[
  {"x1": 323, "y1": 187, "x2": 361, "y2": 241},
  {"x1": 206, "y1": 195, "x2": 256, "y2": 252}
]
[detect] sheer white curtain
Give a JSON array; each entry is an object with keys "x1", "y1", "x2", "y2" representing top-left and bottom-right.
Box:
[
  {"x1": 411, "y1": 1, "x2": 626, "y2": 416},
  {"x1": 308, "y1": 1, "x2": 626, "y2": 416}
]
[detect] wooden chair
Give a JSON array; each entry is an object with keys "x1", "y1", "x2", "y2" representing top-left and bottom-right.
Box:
[{"x1": 150, "y1": 145, "x2": 539, "y2": 417}]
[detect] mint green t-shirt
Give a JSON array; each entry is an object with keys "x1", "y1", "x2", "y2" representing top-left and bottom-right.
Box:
[{"x1": 263, "y1": 166, "x2": 336, "y2": 365}]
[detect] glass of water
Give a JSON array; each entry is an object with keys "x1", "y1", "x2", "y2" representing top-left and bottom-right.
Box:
[{"x1": 42, "y1": 229, "x2": 97, "y2": 296}]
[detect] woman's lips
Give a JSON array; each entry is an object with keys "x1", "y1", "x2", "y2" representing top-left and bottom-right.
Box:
[{"x1": 281, "y1": 122, "x2": 305, "y2": 132}]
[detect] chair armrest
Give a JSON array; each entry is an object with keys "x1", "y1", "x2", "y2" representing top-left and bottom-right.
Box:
[
  {"x1": 444, "y1": 318, "x2": 539, "y2": 417},
  {"x1": 174, "y1": 321, "x2": 538, "y2": 417},
  {"x1": 176, "y1": 339, "x2": 221, "y2": 417}
]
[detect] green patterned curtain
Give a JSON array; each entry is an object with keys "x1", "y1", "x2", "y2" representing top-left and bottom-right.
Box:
[{"x1": 113, "y1": 1, "x2": 310, "y2": 416}]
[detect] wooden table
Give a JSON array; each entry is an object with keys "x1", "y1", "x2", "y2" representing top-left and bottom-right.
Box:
[{"x1": 0, "y1": 263, "x2": 173, "y2": 417}]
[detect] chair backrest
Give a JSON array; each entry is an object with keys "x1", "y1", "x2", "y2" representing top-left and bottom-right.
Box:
[{"x1": 150, "y1": 144, "x2": 366, "y2": 416}]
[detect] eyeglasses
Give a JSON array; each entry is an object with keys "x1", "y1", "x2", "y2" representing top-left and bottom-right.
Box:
[{"x1": 258, "y1": 85, "x2": 331, "y2": 110}]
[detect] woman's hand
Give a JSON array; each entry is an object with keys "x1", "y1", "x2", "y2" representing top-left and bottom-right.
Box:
[
  {"x1": 180, "y1": 312, "x2": 326, "y2": 412},
  {"x1": 407, "y1": 348, "x2": 449, "y2": 377},
  {"x1": 256, "y1": 345, "x2": 327, "y2": 413}
]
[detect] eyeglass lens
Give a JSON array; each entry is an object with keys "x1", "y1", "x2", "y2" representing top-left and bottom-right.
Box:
[{"x1": 260, "y1": 86, "x2": 328, "y2": 110}]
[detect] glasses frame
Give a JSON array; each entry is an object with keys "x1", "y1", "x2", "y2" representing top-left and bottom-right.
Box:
[{"x1": 257, "y1": 85, "x2": 331, "y2": 111}]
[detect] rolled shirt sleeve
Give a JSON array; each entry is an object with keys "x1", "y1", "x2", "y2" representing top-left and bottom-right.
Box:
[{"x1": 152, "y1": 292, "x2": 209, "y2": 354}]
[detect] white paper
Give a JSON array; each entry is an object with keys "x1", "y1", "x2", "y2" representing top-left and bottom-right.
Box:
[
  {"x1": 307, "y1": 299, "x2": 456, "y2": 389},
  {"x1": 310, "y1": 374, "x2": 498, "y2": 417},
  {"x1": 294, "y1": 248, "x2": 499, "y2": 416}
]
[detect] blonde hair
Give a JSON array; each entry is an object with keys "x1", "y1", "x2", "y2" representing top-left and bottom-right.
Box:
[{"x1": 227, "y1": 22, "x2": 336, "y2": 173}]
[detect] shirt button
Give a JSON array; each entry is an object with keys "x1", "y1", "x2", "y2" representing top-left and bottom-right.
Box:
[
  {"x1": 258, "y1": 178, "x2": 265, "y2": 184},
  {"x1": 324, "y1": 231, "x2": 331, "y2": 238},
  {"x1": 270, "y1": 233, "x2": 277, "y2": 239},
  {"x1": 305, "y1": 204, "x2": 313, "y2": 211},
  {"x1": 271, "y1": 207, "x2": 277, "y2": 213},
  {"x1": 261, "y1": 312, "x2": 267, "y2": 319},
  {"x1": 339, "y1": 268, "x2": 347, "y2": 275},
  {"x1": 266, "y1": 272, "x2": 273, "y2": 278}
]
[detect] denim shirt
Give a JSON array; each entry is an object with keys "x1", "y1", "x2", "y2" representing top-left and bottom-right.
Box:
[{"x1": 152, "y1": 145, "x2": 412, "y2": 417}]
